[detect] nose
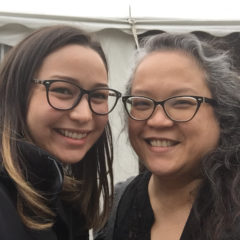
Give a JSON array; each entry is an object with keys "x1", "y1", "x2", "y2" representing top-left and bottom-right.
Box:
[
  {"x1": 147, "y1": 105, "x2": 174, "y2": 127},
  {"x1": 69, "y1": 95, "x2": 93, "y2": 122}
]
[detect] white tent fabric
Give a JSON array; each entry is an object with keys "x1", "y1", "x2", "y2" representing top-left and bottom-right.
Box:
[
  {"x1": 0, "y1": 11, "x2": 240, "y2": 182},
  {"x1": 1, "y1": 12, "x2": 240, "y2": 44}
]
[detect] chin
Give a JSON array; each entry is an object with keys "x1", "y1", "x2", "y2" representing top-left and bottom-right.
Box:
[
  {"x1": 60, "y1": 158, "x2": 83, "y2": 164},
  {"x1": 56, "y1": 153, "x2": 85, "y2": 164},
  {"x1": 146, "y1": 162, "x2": 177, "y2": 177}
]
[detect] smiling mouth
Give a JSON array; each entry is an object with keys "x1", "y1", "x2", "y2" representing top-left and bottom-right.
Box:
[
  {"x1": 58, "y1": 129, "x2": 88, "y2": 140},
  {"x1": 147, "y1": 139, "x2": 179, "y2": 147}
]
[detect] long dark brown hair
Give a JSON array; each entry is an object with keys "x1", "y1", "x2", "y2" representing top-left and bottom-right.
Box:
[{"x1": 0, "y1": 25, "x2": 113, "y2": 230}]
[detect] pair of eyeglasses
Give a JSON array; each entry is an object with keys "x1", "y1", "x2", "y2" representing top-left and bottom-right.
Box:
[
  {"x1": 122, "y1": 95, "x2": 217, "y2": 122},
  {"x1": 32, "y1": 79, "x2": 121, "y2": 115}
]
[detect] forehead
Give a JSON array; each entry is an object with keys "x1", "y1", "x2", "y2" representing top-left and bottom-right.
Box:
[
  {"x1": 36, "y1": 44, "x2": 108, "y2": 88},
  {"x1": 44, "y1": 44, "x2": 104, "y2": 66},
  {"x1": 131, "y1": 50, "x2": 210, "y2": 97},
  {"x1": 135, "y1": 50, "x2": 204, "y2": 77}
]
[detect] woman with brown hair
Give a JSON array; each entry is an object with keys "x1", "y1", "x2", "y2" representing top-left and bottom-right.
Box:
[{"x1": 0, "y1": 25, "x2": 121, "y2": 240}]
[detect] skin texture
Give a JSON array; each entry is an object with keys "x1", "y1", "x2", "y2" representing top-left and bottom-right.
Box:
[
  {"x1": 129, "y1": 50, "x2": 220, "y2": 182},
  {"x1": 27, "y1": 44, "x2": 108, "y2": 164}
]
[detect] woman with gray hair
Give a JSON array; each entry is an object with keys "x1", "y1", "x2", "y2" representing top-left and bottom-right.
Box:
[{"x1": 96, "y1": 33, "x2": 240, "y2": 240}]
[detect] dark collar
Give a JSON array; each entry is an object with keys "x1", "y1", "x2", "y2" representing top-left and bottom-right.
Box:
[{"x1": 1, "y1": 141, "x2": 64, "y2": 200}]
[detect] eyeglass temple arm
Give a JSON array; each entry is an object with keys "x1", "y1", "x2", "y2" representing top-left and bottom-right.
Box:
[{"x1": 203, "y1": 97, "x2": 217, "y2": 106}]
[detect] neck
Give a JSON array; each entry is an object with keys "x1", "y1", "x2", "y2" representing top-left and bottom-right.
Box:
[{"x1": 148, "y1": 173, "x2": 202, "y2": 212}]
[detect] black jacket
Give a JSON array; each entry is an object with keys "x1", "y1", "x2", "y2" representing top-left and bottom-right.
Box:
[
  {"x1": 0, "y1": 141, "x2": 88, "y2": 240},
  {"x1": 96, "y1": 171, "x2": 240, "y2": 240},
  {"x1": 96, "y1": 171, "x2": 198, "y2": 240}
]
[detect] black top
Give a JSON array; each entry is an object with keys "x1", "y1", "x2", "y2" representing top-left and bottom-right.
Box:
[
  {"x1": 0, "y1": 141, "x2": 88, "y2": 240},
  {"x1": 112, "y1": 171, "x2": 197, "y2": 240},
  {"x1": 96, "y1": 171, "x2": 240, "y2": 240}
]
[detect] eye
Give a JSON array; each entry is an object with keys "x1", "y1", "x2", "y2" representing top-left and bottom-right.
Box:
[
  {"x1": 50, "y1": 87, "x2": 72, "y2": 95},
  {"x1": 169, "y1": 98, "x2": 197, "y2": 109},
  {"x1": 130, "y1": 98, "x2": 152, "y2": 110},
  {"x1": 48, "y1": 81, "x2": 78, "y2": 99},
  {"x1": 91, "y1": 92, "x2": 108, "y2": 100},
  {"x1": 90, "y1": 90, "x2": 109, "y2": 104}
]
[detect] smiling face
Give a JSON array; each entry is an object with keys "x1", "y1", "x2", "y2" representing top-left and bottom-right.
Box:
[
  {"x1": 27, "y1": 44, "x2": 108, "y2": 164},
  {"x1": 129, "y1": 50, "x2": 220, "y2": 180}
]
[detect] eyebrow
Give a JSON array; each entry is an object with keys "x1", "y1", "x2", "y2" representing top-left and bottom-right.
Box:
[
  {"x1": 169, "y1": 88, "x2": 199, "y2": 96},
  {"x1": 47, "y1": 75, "x2": 109, "y2": 88},
  {"x1": 132, "y1": 87, "x2": 199, "y2": 96},
  {"x1": 91, "y1": 83, "x2": 109, "y2": 88}
]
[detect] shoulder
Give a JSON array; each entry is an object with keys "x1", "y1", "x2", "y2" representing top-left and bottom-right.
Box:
[
  {"x1": 0, "y1": 175, "x2": 17, "y2": 211},
  {"x1": 119, "y1": 171, "x2": 151, "y2": 200},
  {"x1": 94, "y1": 175, "x2": 138, "y2": 240},
  {"x1": 0, "y1": 177, "x2": 30, "y2": 240},
  {"x1": 112, "y1": 173, "x2": 148, "y2": 213},
  {"x1": 114, "y1": 176, "x2": 135, "y2": 199},
  {"x1": 111, "y1": 171, "x2": 151, "y2": 239},
  {"x1": 94, "y1": 172, "x2": 151, "y2": 240},
  {"x1": 117, "y1": 171, "x2": 151, "y2": 214}
]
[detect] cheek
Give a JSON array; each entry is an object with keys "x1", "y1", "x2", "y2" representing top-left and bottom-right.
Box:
[
  {"x1": 128, "y1": 120, "x2": 135, "y2": 139},
  {"x1": 202, "y1": 120, "x2": 220, "y2": 150},
  {"x1": 128, "y1": 120, "x2": 142, "y2": 146},
  {"x1": 199, "y1": 109, "x2": 220, "y2": 146},
  {"x1": 183, "y1": 111, "x2": 220, "y2": 154},
  {"x1": 26, "y1": 88, "x2": 49, "y2": 124},
  {"x1": 26, "y1": 95, "x2": 40, "y2": 135},
  {"x1": 26, "y1": 104, "x2": 53, "y2": 142},
  {"x1": 26, "y1": 91, "x2": 57, "y2": 141},
  {"x1": 95, "y1": 115, "x2": 108, "y2": 132}
]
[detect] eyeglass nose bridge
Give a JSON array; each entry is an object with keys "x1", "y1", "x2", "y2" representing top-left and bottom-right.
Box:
[
  {"x1": 149, "y1": 99, "x2": 171, "y2": 120},
  {"x1": 71, "y1": 87, "x2": 92, "y2": 110}
]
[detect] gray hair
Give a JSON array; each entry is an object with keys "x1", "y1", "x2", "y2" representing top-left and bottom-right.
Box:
[
  {"x1": 124, "y1": 32, "x2": 240, "y2": 239},
  {"x1": 126, "y1": 33, "x2": 240, "y2": 164}
]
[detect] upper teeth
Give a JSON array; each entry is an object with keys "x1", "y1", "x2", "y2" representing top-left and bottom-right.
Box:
[
  {"x1": 150, "y1": 140, "x2": 175, "y2": 147},
  {"x1": 59, "y1": 130, "x2": 87, "y2": 140}
]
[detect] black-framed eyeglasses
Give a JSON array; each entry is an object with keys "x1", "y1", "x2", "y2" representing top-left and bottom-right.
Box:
[
  {"x1": 122, "y1": 95, "x2": 217, "y2": 122},
  {"x1": 33, "y1": 79, "x2": 121, "y2": 115}
]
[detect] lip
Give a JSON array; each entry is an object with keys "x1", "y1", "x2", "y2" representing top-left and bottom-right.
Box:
[
  {"x1": 55, "y1": 128, "x2": 91, "y2": 142},
  {"x1": 144, "y1": 137, "x2": 180, "y2": 152}
]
